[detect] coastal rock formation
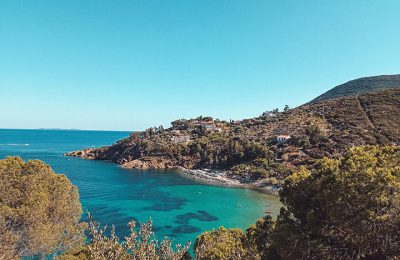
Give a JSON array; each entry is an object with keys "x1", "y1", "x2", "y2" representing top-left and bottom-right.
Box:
[
  {"x1": 66, "y1": 75, "x2": 400, "y2": 186},
  {"x1": 66, "y1": 148, "x2": 98, "y2": 159},
  {"x1": 121, "y1": 156, "x2": 173, "y2": 169}
]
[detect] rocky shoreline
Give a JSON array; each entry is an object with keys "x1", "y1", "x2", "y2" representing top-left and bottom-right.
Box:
[
  {"x1": 65, "y1": 87, "x2": 400, "y2": 199},
  {"x1": 65, "y1": 145, "x2": 281, "y2": 195},
  {"x1": 66, "y1": 150, "x2": 279, "y2": 195}
]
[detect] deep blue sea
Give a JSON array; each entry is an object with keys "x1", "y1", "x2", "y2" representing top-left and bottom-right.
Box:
[{"x1": 0, "y1": 129, "x2": 281, "y2": 248}]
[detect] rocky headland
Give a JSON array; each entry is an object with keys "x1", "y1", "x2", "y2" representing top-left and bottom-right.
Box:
[{"x1": 66, "y1": 75, "x2": 400, "y2": 191}]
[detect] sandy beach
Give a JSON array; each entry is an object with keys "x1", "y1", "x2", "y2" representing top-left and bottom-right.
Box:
[{"x1": 176, "y1": 167, "x2": 280, "y2": 195}]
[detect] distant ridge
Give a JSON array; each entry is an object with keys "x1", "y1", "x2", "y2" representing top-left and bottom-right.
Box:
[{"x1": 310, "y1": 74, "x2": 400, "y2": 104}]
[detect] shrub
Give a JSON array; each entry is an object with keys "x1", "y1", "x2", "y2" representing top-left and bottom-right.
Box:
[
  {"x1": 79, "y1": 214, "x2": 190, "y2": 260},
  {"x1": 194, "y1": 227, "x2": 248, "y2": 259}
]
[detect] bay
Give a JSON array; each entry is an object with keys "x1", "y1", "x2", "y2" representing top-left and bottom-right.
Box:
[{"x1": 0, "y1": 129, "x2": 281, "y2": 247}]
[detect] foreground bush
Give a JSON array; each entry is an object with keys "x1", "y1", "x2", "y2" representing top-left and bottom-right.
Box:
[
  {"x1": 195, "y1": 146, "x2": 400, "y2": 259},
  {"x1": 0, "y1": 157, "x2": 85, "y2": 259},
  {"x1": 271, "y1": 145, "x2": 400, "y2": 259},
  {"x1": 60, "y1": 213, "x2": 191, "y2": 260},
  {"x1": 194, "y1": 227, "x2": 249, "y2": 259}
]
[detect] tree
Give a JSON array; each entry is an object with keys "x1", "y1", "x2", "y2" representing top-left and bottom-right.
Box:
[
  {"x1": 0, "y1": 157, "x2": 85, "y2": 259},
  {"x1": 203, "y1": 146, "x2": 400, "y2": 259},
  {"x1": 304, "y1": 124, "x2": 325, "y2": 145},
  {"x1": 245, "y1": 215, "x2": 275, "y2": 259},
  {"x1": 272, "y1": 146, "x2": 400, "y2": 259},
  {"x1": 194, "y1": 227, "x2": 249, "y2": 259},
  {"x1": 283, "y1": 105, "x2": 289, "y2": 112}
]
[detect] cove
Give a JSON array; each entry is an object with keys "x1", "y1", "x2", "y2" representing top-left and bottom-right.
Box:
[{"x1": 0, "y1": 129, "x2": 281, "y2": 247}]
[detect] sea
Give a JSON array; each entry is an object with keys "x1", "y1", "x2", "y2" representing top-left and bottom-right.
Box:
[{"x1": 0, "y1": 129, "x2": 281, "y2": 249}]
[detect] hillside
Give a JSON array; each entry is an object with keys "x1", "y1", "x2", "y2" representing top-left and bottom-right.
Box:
[
  {"x1": 310, "y1": 74, "x2": 400, "y2": 103},
  {"x1": 67, "y1": 88, "x2": 400, "y2": 187}
]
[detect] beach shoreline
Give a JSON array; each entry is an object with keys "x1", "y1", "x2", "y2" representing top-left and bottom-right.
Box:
[{"x1": 175, "y1": 167, "x2": 280, "y2": 196}]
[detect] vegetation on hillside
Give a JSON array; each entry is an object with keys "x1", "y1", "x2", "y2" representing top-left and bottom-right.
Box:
[
  {"x1": 310, "y1": 74, "x2": 400, "y2": 103},
  {"x1": 67, "y1": 88, "x2": 400, "y2": 187}
]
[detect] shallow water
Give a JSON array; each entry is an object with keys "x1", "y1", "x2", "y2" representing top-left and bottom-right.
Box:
[{"x1": 0, "y1": 129, "x2": 281, "y2": 247}]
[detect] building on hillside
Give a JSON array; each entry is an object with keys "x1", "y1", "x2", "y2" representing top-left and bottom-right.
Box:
[
  {"x1": 171, "y1": 135, "x2": 191, "y2": 144},
  {"x1": 203, "y1": 123, "x2": 216, "y2": 131},
  {"x1": 276, "y1": 135, "x2": 291, "y2": 143},
  {"x1": 263, "y1": 112, "x2": 277, "y2": 118}
]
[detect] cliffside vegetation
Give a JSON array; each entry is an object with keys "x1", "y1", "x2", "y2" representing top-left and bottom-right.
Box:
[{"x1": 67, "y1": 88, "x2": 400, "y2": 187}]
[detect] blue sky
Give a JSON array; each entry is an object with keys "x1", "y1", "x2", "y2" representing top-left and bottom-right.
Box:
[{"x1": 1, "y1": 0, "x2": 400, "y2": 131}]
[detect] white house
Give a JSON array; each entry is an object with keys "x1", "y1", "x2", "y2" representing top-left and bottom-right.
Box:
[{"x1": 276, "y1": 135, "x2": 291, "y2": 143}]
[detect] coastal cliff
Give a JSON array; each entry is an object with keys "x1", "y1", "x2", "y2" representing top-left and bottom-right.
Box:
[{"x1": 66, "y1": 85, "x2": 400, "y2": 188}]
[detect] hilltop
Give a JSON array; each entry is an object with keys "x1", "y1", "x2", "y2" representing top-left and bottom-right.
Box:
[
  {"x1": 67, "y1": 83, "x2": 400, "y2": 189},
  {"x1": 310, "y1": 74, "x2": 400, "y2": 103}
]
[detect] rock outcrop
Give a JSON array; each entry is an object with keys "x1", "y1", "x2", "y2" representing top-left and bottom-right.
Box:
[{"x1": 121, "y1": 156, "x2": 173, "y2": 169}]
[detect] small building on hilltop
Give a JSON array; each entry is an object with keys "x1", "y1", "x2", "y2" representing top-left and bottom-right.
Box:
[{"x1": 276, "y1": 135, "x2": 291, "y2": 143}]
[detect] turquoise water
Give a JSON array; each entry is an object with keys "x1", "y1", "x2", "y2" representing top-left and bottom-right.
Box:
[{"x1": 0, "y1": 129, "x2": 281, "y2": 247}]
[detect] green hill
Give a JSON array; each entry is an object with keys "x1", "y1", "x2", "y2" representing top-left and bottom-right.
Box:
[
  {"x1": 310, "y1": 74, "x2": 400, "y2": 103},
  {"x1": 66, "y1": 85, "x2": 400, "y2": 187}
]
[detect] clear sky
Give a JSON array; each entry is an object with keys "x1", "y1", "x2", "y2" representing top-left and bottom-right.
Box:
[{"x1": 1, "y1": 0, "x2": 400, "y2": 131}]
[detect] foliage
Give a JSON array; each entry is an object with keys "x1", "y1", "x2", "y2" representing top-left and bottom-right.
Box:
[
  {"x1": 0, "y1": 157, "x2": 85, "y2": 259},
  {"x1": 194, "y1": 146, "x2": 400, "y2": 259},
  {"x1": 69, "y1": 88, "x2": 400, "y2": 186},
  {"x1": 245, "y1": 215, "x2": 275, "y2": 259},
  {"x1": 283, "y1": 105, "x2": 289, "y2": 112},
  {"x1": 57, "y1": 246, "x2": 90, "y2": 260},
  {"x1": 189, "y1": 136, "x2": 271, "y2": 169},
  {"x1": 65, "y1": 213, "x2": 191, "y2": 260},
  {"x1": 271, "y1": 145, "x2": 400, "y2": 259},
  {"x1": 310, "y1": 74, "x2": 400, "y2": 103},
  {"x1": 194, "y1": 227, "x2": 249, "y2": 260}
]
